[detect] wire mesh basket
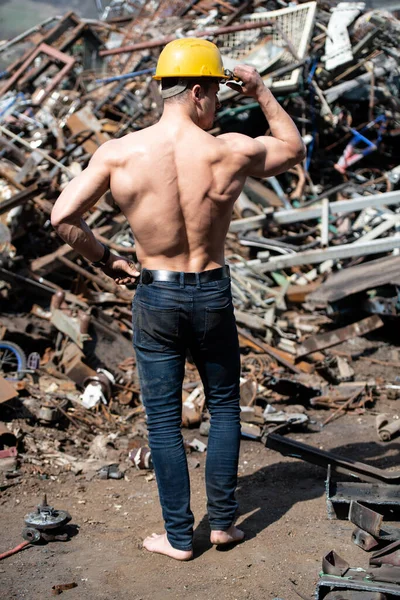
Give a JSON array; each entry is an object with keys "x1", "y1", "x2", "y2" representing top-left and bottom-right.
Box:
[{"x1": 217, "y1": 2, "x2": 317, "y2": 92}]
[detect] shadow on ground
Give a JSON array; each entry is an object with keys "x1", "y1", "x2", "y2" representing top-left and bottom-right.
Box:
[{"x1": 193, "y1": 438, "x2": 400, "y2": 558}]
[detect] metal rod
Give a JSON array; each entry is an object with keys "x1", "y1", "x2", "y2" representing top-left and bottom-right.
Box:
[
  {"x1": 99, "y1": 19, "x2": 272, "y2": 56},
  {"x1": 95, "y1": 67, "x2": 155, "y2": 84},
  {"x1": 0, "y1": 267, "x2": 56, "y2": 295},
  {"x1": 266, "y1": 433, "x2": 400, "y2": 484},
  {"x1": 258, "y1": 237, "x2": 400, "y2": 272},
  {"x1": 178, "y1": 0, "x2": 201, "y2": 17},
  {"x1": 223, "y1": 0, "x2": 253, "y2": 27},
  {"x1": 237, "y1": 327, "x2": 301, "y2": 374},
  {"x1": 274, "y1": 190, "x2": 400, "y2": 225},
  {"x1": 0, "y1": 125, "x2": 74, "y2": 179}
]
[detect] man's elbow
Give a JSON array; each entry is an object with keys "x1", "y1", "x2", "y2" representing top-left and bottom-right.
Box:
[
  {"x1": 50, "y1": 208, "x2": 65, "y2": 232},
  {"x1": 50, "y1": 207, "x2": 76, "y2": 237},
  {"x1": 298, "y1": 142, "x2": 307, "y2": 162},
  {"x1": 289, "y1": 142, "x2": 306, "y2": 166}
]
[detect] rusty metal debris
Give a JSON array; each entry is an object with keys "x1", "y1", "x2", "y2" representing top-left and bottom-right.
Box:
[
  {"x1": 326, "y1": 463, "x2": 400, "y2": 521},
  {"x1": 265, "y1": 433, "x2": 400, "y2": 485},
  {"x1": 349, "y1": 501, "x2": 400, "y2": 552},
  {"x1": 266, "y1": 433, "x2": 400, "y2": 521},
  {"x1": 376, "y1": 414, "x2": 400, "y2": 442},
  {"x1": 296, "y1": 315, "x2": 384, "y2": 358},
  {"x1": 0, "y1": 493, "x2": 74, "y2": 561},
  {"x1": 51, "y1": 582, "x2": 78, "y2": 596},
  {"x1": 315, "y1": 499, "x2": 400, "y2": 598},
  {"x1": 22, "y1": 494, "x2": 72, "y2": 542},
  {"x1": 1, "y1": 6, "x2": 400, "y2": 600},
  {"x1": 0, "y1": 0, "x2": 399, "y2": 550}
]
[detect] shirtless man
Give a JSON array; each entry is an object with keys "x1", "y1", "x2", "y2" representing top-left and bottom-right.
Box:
[{"x1": 51, "y1": 38, "x2": 305, "y2": 561}]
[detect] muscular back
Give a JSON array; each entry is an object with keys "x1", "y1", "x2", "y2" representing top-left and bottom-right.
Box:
[
  {"x1": 108, "y1": 122, "x2": 246, "y2": 272},
  {"x1": 51, "y1": 66, "x2": 305, "y2": 282}
]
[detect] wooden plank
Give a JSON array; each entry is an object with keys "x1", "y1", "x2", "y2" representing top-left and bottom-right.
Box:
[
  {"x1": 296, "y1": 315, "x2": 384, "y2": 358},
  {"x1": 286, "y1": 282, "x2": 320, "y2": 303},
  {"x1": 67, "y1": 106, "x2": 109, "y2": 155},
  {"x1": 234, "y1": 310, "x2": 266, "y2": 334},
  {"x1": 237, "y1": 327, "x2": 303, "y2": 374},
  {"x1": 0, "y1": 375, "x2": 17, "y2": 403}
]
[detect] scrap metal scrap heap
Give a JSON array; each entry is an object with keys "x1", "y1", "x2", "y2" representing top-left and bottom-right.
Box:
[{"x1": 0, "y1": 1, "x2": 400, "y2": 501}]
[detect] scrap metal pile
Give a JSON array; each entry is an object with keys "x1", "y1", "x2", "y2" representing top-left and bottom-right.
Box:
[{"x1": 0, "y1": 0, "x2": 400, "y2": 483}]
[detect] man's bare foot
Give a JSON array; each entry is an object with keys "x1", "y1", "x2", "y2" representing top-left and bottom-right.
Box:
[
  {"x1": 210, "y1": 525, "x2": 245, "y2": 546},
  {"x1": 142, "y1": 533, "x2": 193, "y2": 561}
]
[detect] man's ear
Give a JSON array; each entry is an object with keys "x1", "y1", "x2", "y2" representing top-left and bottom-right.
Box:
[{"x1": 192, "y1": 84, "x2": 203, "y2": 101}]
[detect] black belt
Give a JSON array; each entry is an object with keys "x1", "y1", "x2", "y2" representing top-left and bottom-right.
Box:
[{"x1": 140, "y1": 265, "x2": 230, "y2": 285}]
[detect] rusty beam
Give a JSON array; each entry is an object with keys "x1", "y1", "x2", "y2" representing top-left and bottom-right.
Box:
[
  {"x1": 42, "y1": 11, "x2": 81, "y2": 42},
  {"x1": 237, "y1": 326, "x2": 301, "y2": 374},
  {"x1": 57, "y1": 256, "x2": 133, "y2": 302},
  {"x1": 18, "y1": 24, "x2": 85, "y2": 89},
  {"x1": 99, "y1": 19, "x2": 272, "y2": 57},
  {"x1": 224, "y1": 0, "x2": 253, "y2": 27},
  {"x1": 266, "y1": 433, "x2": 400, "y2": 485},
  {"x1": 20, "y1": 23, "x2": 103, "y2": 89},
  {"x1": 178, "y1": 0, "x2": 201, "y2": 17},
  {"x1": 296, "y1": 315, "x2": 384, "y2": 359},
  {"x1": 3, "y1": 12, "x2": 80, "y2": 75},
  {"x1": 0, "y1": 180, "x2": 49, "y2": 216},
  {"x1": 0, "y1": 43, "x2": 75, "y2": 103}
]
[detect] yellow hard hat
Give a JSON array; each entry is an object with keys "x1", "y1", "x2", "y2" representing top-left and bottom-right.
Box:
[{"x1": 154, "y1": 38, "x2": 229, "y2": 80}]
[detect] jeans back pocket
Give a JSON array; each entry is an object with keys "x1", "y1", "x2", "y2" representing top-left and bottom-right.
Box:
[
  {"x1": 203, "y1": 301, "x2": 235, "y2": 344},
  {"x1": 135, "y1": 301, "x2": 179, "y2": 352}
]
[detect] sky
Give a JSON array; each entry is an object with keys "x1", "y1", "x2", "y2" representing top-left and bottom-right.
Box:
[{"x1": 0, "y1": 0, "x2": 98, "y2": 40}]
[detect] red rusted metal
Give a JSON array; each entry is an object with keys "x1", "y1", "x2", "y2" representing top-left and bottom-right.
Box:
[
  {"x1": 0, "y1": 43, "x2": 75, "y2": 103},
  {"x1": 99, "y1": 19, "x2": 272, "y2": 57},
  {"x1": 0, "y1": 446, "x2": 17, "y2": 459}
]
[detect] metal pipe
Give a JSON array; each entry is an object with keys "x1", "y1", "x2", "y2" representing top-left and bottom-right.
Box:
[
  {"x1": 99, "y1": 19, "x2": 272, "y2": 57},
  {"x1": 275, "y1": 189, "x2": 400, "y2": 225},
  {"x1": 0, "y1": 125, "x2": 74, "y2": 179},
  {"x1": 95, "y1": 67, "x2": 155, "y2": 84},
  {"x1": 0, "y1": 268, "x2": 56, "y2": 295},
  {"x1": 259, "y1": 237, "x2": 400, "y2": 273}
]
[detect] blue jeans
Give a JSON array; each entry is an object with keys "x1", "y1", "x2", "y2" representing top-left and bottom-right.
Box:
[{"x1": 132, "y1": 272, "x2": 241, "y2": 551}]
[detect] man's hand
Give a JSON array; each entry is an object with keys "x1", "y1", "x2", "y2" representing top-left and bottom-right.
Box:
[
  {"x1": 100, "y1": 254, "x2": 140, "y2": 286},
  {"x1": 227, "y1": 65, "x2": 270, "y2": 99}
]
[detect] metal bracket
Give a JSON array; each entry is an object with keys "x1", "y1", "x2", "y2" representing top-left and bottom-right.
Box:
[{"x1": 265, "y1": 433, "x2": 400, "y2": 484}]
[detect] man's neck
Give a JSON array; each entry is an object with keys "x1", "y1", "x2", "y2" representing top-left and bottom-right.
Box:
[{"x1": 160, "y1": 103, "x2": 199, "y2": 128}]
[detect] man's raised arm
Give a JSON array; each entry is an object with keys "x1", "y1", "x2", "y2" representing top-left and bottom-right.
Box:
[{"x1": 219, "y1": 65, "x2": 306, "y2": 178}]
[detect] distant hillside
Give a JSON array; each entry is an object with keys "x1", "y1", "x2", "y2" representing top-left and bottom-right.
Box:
[{"x1": 0, "y1": 0, "x2": 98, "y2": 40}]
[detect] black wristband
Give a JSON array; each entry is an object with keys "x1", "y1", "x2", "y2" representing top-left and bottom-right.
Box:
[{"x1": 92, "y1": 243, "x2": 111, "y2": 267}]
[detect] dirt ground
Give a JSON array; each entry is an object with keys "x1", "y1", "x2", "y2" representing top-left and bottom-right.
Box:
[{"x1": 1, "y1": 338, "x2": 400, "y2": 600}]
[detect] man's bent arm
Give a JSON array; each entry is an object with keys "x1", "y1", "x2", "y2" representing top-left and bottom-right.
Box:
[
  {"x1": 51, "y1": 144, "x2": 113, "y2": 263},
  {"x1": 255, "y1": 86, "x2": 306, "y2": 174},
  {"x1": 220, "y1": 65, "x2": 306, "y2": 178}
]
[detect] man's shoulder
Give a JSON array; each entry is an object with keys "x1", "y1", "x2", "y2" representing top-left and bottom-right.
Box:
[
  {"x1": 94, "y1": 130, "x2": 148, "y2": 165},
  {"x1": 215, "y1": 132, "x2": 264, "y2": 167},
  {"x1": 217, "y1": 132, "x2": 256, "y2": 151}
]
